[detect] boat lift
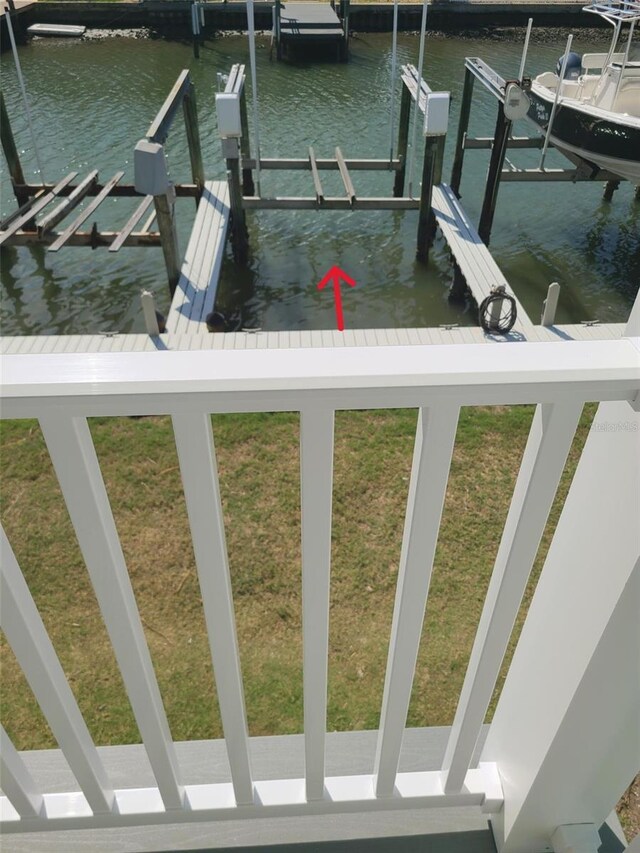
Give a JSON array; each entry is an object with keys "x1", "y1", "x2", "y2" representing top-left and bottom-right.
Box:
[{"x1": 451, "y1": 17, "x2": 637, "y2": 247}]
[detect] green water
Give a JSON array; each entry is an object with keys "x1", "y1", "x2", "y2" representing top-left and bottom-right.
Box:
[{"x1": 1, "y1": 32, "x2": 638, "y2": 335}]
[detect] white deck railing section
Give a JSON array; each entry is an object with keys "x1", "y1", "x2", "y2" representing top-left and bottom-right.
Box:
[{"x1": 1, "y1": 334, "x2": 639, "y2": 853}]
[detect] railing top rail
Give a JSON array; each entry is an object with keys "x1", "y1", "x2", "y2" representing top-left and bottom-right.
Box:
[
  {"x1": 146, "y1": 69, "x2": 191, "y2": 144},
  {"x1": 2, "y1": 339, "x2": 638, "y2": 418}
]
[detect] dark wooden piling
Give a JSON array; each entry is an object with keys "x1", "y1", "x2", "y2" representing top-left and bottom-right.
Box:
[
  {"x1": 154, "y1": 189, "x2": 181, "y2": 296},
  {"x1": 239, "y1": 87, "x2": 255, "y2": 196},
  {"x1": 450, "y1": 66, "x2": 475, "y2": 199},
  {"x1": 225, "y1": 143, "x2": 249, "y2": 265},
  {"x1": 183, "y1": 81, "x2": 205, "y2": 203},
  {"x1": 416, "y1": 136, "x2": 441, "y2": 263},
  {"x1": 393, "y1": 84, "x2": 411, "y2": 198},
  {"x1": 0, "y1": 92, "x2": 30, "y2": 209},
  {"x1": 478, "y1": 102, "x2": 511, "y2": 246},
  {"x1": 602, "y1": 179, "x2": 620, "y2": 202}
]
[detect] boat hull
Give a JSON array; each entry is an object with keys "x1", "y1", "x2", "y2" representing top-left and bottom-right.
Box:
[{"x1": 527, "y1": 88, "x2": 640, "y2": 184}]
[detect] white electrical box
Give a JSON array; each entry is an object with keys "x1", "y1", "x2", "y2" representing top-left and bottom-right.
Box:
[
  {"x1": 423, "y1": 92, "x2": 450, "y2": 137},
  {"x1": 134, "y1": 140, "x2": 170, "y2": 196},
  {"x1": 216, "y1": 93, "x2": 242, "y2": 138}
]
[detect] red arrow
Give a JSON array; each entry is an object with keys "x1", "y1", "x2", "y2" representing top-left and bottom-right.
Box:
[{"x1": 317, "y1": 266, "x2": 356, "y2": 332}]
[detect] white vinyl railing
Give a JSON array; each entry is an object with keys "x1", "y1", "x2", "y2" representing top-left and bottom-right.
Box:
[{"x1": 1, "y1": 335, "x2": 639, "y2": 851}]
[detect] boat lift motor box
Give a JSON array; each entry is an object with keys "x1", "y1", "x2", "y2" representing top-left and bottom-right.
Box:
[
  {"x1": 216, "y1": 93, "x2": 242, "y2": 138},
  {"x1": 134, "y1": 140, "x2": 171, "y2": 196},
  {"x1": 423, "y1": 92, "x2": 450, "y2": 137}
]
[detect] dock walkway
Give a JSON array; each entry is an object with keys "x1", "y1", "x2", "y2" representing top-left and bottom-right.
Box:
[
  {"x1": 166, "y1": 180, "x2": 230, "y2": 335},
  {"x1": 431, "y1": 183, "x2": 536, "y2": 338},
  {"x1": 275, "y1": 2, "x2": 346, "y2": 60}
]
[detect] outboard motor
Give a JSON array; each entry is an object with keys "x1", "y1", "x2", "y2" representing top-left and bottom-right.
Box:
[{"x1": 556, "y1": 51, "x2": 582, "y2": 80}]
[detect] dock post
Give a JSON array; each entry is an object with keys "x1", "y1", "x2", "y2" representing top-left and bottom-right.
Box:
[
  {"x1": 191, "y1": 1, "x2": 200, "y2": 59},
  {"x1": 393, "y1": 83, "x2": 411, "y2": 197},
  {"x1": 239, "y1": 86, "x2": 255, "y2": 196},
  {"x1": 182, "y1": 81, "x2": 205, "y2": 203},
  {"x1": 275, "y1": 0, "x2": 282, "y2": 60},
  {"x1": 602, "y1": 179, "x2": 620, "y2": 202},
  {"x1": 541, "y1": 281, "x2": 560, "y2": 326},
  {"x1": 154, "y1": 187, "x2": 181, "y2": 297},
  {"x1": 134, "y1": 138, "x2": 181, "y2": 296},
  {"x1": 416, "y1": 136, "x2": 440, "y2": 263},
  {"x1": 450, "y1": 67, "x2": 475, "y2": 199},
  {"x1": 224, "y1": 140, "x2": 249, "y2": 265},
  {"x1": 0, "y1": 92, "x2": 30, "y2": 209},
  {"x1": 478, "y1": 101, "x2": 511, "y2": 246},
  {"x1": 341, "y1": 0, "x2": 350, "y2": 62}
]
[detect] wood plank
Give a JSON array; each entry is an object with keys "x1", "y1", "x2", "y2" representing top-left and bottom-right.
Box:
[
  {"x1": 0, "y1": 172, "x2": 77, "y2": 246},
  {"x1": 109, "y1": 196, "x2": 154, "y2": 253},
  {"x1": 308, "y1": 146, "x2": 324, "y2": 204},
  {"x1": 335, "y1": 147, "x2": 356, "y2": 204},
  {"x1": 37, "y1": 170, "x2": 98, "y2": 236},
  {"x1": 48, "y1": 172, "x2": 125, "y2": 253},
  {"x1": 0, "y1": 187, "x2": 47, "y2": 231},
  {"x1": 146, "y1": 70, "x2": 190, "y2": 144}
]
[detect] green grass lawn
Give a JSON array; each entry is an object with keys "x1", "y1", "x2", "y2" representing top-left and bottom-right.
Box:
[{"x1": 0, "y1": 404, "x2": 596, "y2": 749}]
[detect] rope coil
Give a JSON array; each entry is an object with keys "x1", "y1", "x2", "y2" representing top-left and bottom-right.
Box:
[{"x1": 478, "y1": 286, "x2": 518, "y2": 334}]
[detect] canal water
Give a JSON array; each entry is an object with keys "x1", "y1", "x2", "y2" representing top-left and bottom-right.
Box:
[{"x1": 1, "y1": 31, "x2": 638, "y2": 335}]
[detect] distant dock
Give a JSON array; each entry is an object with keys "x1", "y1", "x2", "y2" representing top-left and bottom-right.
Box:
[{"x1": 274, "y1": 1, "x2": 349, "y2": 62}]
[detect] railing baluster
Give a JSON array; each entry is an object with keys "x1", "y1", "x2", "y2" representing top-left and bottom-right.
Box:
[
  {"x1": 0, "y1": 725, "x2": 44, "y2": 818},
  {"x1": 0, "y1": 528, "x2": 115, "y2": 815},
  {"x1": 374, "y1": 405, "x2": 460, "y2": 798},
  {"x1": 300, "y1": 407, "x2": 334, "y2": 801},
  {"x1": 172, "y1": 413, "x2": 254, "y2": 805},
  {"x1": 441, "y1": 402, "x2": 583, "y2": 793},
  {"x1": 39, "y1": 415, "x2": 185, "y2": 812}
]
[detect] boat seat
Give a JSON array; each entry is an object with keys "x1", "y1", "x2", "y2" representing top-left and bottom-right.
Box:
[
  {"x1": 536, "y1": 71, "x2": 558, "y2": 90},
  {"x1": 581, "y1": 52, "x2": 626, "y2": 71}
]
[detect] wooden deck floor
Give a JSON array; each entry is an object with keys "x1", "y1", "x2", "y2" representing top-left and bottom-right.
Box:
[
  {"x1": 279, "y1": 2, "x2": 343, "y2": 39},
  {"x1": 166, "y1": 180, "x2": 230, "y2": 336}
]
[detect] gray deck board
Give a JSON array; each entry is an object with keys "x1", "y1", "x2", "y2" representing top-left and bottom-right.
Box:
[
  {"x1": 431, "y1": 184, "x2": 535, "y2": 339},
  {"x1": 166, "y1": 180, "x2": 230, "y2": 336},
  {"x1": 0, "y1": 324, "x2": 625, "y2": 357},
  {"x1": 279, "y1": 2, "x2": 343, "y2": 38}
]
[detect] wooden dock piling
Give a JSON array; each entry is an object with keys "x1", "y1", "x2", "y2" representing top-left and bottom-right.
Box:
[
  {"x1": 239, "y1": 85, "x2": 255, "y2": 196},
  {"x1": 183, "y1": 81, "x2": 205, "y2": 202},
  {"x1": 416, "y1": 136, "x2": 440, "y2": 263},
  {"x1": 478, "y1": 101, "x2": 511, "y2": 246},
  {"x1": 0, "y1": 92, "x2": 30, "y2": 209},
  {"x1": 393, "y1": 84, "x2": 411, "y2": 198},
  {"x1": 450, "y1": 67, "x2": 475, "y2": 199}
]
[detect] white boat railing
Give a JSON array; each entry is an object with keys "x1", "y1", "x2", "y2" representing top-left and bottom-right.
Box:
[{"x1": 1, "y1": 332, "x2": 639, "y2": 852}]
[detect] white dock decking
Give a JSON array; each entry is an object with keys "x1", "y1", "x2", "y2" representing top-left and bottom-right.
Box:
[
  {"x1": 431, "y1": 183, "x2": 536, "y2": 338},
  {"x1": 0, "y1": 323, "x2": 625, "y2": 356},
  {"x1": 166, "y1": 180, "x2": 230, "y2": 335}
]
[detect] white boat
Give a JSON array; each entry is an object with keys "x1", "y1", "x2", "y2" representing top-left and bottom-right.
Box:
[
  {"x1": 526, "y1": 1, "x2": 640, "y2": 184},
  {"x1": 27, "y1": 23, "x2": 86, "y2": 38}
]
